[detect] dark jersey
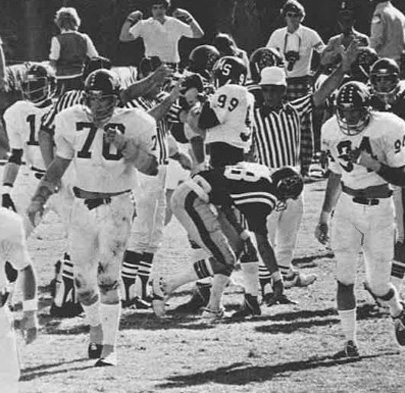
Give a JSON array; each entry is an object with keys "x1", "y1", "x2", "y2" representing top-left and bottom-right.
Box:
[
  {"x1": 370, "y1": 84, "x2": 405, "y2": 120},
  {"x1": 193, "y1": 162, "x2": 279, "y2": 234}
]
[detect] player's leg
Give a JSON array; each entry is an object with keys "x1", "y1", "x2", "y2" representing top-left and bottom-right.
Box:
[
  {"x1": 96, "y1": 194, "x2": 134, "y2": 366},
  {"x1": 392, "y1": 186, "x2": 405, "y2": 293},
  {"x1": 152, "y1": 184, "x2": 236, "y2": 317},
  {"x1": 0, "y1": 307, "x2": 20, "y2": 393},
  {"x1": 122, "y1": 171, "x2": 165, "y2": 308},
  {"x1": 332, "y1": 195, "x2": 362, "y2": 357},
  {"x1": 362, "y1": 200, "x2": 405, "y2": 346},
  {"x1": 69, "y1": 200, "x2": 102, "y2": 359}
]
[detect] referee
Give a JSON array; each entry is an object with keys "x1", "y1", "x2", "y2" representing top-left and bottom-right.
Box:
[{"x1": 253, "y1": 42, "x2": 358, "y2": 296}]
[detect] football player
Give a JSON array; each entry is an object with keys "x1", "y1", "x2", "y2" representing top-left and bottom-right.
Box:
[
  {"x1": 121, "y1": 57, "x2": 188, "y2": 309},
  {"x1": 315, "y1": 81, "x2": 405, "y2": 357},
  {"x1": 369, "y1": 58, "x2": 405, "y2": 297},
  {"x1": 187, "y1": 44, "x2": 220, "y2": 83},
  {"x1": 27, "y1": 69, "x2": 159, "y2": 367},
  {"x1": 152, "y1": 163, "x2": 303, "y2": 320},
  {"x1": 0, "y1": 207, "x2": 38, "y2": 393}
]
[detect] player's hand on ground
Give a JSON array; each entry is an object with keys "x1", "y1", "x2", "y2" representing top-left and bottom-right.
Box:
[
  {"x1": 20, "y1": 310, "x2": 38, "y2": 344},
  {"x1": 1, "y1": 193, "x2": 17, "y2": 212},
  {"x1": 315, "y1": 221, "x2": 329, "y2": 245}
]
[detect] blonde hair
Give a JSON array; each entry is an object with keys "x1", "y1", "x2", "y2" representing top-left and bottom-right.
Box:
[{"x1": 54, "y1": 7, "x2": 81, "y2": 31}]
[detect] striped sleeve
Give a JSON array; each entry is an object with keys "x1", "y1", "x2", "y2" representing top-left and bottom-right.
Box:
[
  {"x1": 41, "y1": 90, "x2": 85, "y2": 134},
  {"x1": 289, "y1": 94, "x2": 313, "y2": 122}
]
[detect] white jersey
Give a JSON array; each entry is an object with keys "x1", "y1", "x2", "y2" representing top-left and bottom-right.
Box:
[
  {"x1": 322, "y1": 112, "x2": 405, "y2": 190},
  {"x1": 55, "y1": 105, "x2": 157, "y2": 194},
  {"x1": 0, "y1": 208, "x2": 31, "y2": 291},
  {"x1": 3, "y1": 100, "x2": 53, "y2": 171},
  {"x1": 205, "y1": 84, "x2": 254, "y2": 152}
]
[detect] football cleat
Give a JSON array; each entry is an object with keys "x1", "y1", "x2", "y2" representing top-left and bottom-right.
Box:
[
  {"x1": 173, "y1": 282, "x2": 210, "y2": 313},
  {"x1": 284, "y1": 271, "x2": 317, "y2": 289},
  {"x1": 263, "y1": 280, "x2": 296, "y2": 306},
  {"x1": 88, "y1": 342, "x2": 103, "y2": 359},
  {"x1": 201, "y1": 307, "x2": 225, "y2": 323},
  {"x1": 151, "y1": 277, "x2": 168, "y2": 317},
  {"x1": 121, "y1": 296, "x2": 151, "y2": 310},
  {"x1": 393, "y1": 306, "x2": 405, "y2": 346},
  {"x1": 231, "y1": 294, "x2": 261, "y2": 319},
  {"x1": 94, "y1": 352, "x2": 117, "y2": 367},
  {"x1": 333, "y1": 340, "x2": 360, "y2": 359}
]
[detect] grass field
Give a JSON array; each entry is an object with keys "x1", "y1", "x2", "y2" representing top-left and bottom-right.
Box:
[{"x1": 7, "y1": 168, "x2": 405, "y2": 393}]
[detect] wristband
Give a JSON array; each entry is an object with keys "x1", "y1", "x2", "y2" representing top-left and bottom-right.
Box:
[
  {"x1": 2, "y1": 184, "x2": 12, "y2": 195},
  {"x1": 240, "y1": 230, "x2": 250, "y2": 241},
  {"x1": 23, "y1": 298, "x2": 38, "y2": 311}
]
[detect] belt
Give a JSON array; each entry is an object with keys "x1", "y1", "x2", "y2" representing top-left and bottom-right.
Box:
[
  {"x1": 342, "y1": 183, "x2": 392, "y2": 206},
  {"x1": 73, "y1": 187, "x2": 130, "y2": 211}
]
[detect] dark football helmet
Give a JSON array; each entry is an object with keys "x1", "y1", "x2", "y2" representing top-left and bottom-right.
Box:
[
  {"x1": 271, "y1": 167, "x2": 304, "y2": 202},
  {"x1": 212, "y1": 56, "x2": 247, "y2": 87},
  {"x1": 21, "y1": 63, "x2": 55, "y2": 104},
  {"x1": 335, "y1": 81, "x2": 371, "y2": 136},
  {"x1": 84, "y1": 69, "x2": 120, "y2": 126},
  {"x1": 188, "y1": 45, "x2": 220, "y2": 77},
  {"x1": 370, "y1": 58, "x2": 400, "y2": 98},
  {"x1": 249, "y1": 47, "x2": 283, "y2": 83}
]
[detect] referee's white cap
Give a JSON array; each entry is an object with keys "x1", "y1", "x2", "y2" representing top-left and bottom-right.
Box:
[{"x1": 259, "y1": 66, "x2": 287, "y2": 86}]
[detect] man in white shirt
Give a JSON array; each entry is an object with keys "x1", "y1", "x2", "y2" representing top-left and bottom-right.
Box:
[
  {"x1": 119, "y1": 0, "x2": 204, "y2": 67},
  {"x1": 370, "y1": 0, "x2": 405, "y2": 63}
]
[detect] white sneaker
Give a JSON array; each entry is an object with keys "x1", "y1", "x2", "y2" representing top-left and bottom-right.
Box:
[
  {"x1": 94, "y1": 352, "x2": 118, "y2": 367},
  {"x1": 284, "y1": 271, "x2": 317, "y2": 289},
  {"x1": 201, "y1": 307, "x2": 225, "y2": 323},
  {"x1": 151, "y1": 276, "x2": 168, "y2": 317}
]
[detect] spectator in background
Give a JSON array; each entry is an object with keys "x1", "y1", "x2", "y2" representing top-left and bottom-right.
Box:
[
  {"x1": 370, "y1": 0, "x2": 405, "y2": 64},
  {"x1": 49, "y1": 7, "x2": 99, "y2": 95},
  {"x1": 266, "y1": 0, "x2": 325, "y2": 100},
  {"x1": 321, "y1": 0, "x2": 369, "y2": 69},
  {"x1": 212, "y1": 33, "x2": 250, "y2": 78},
  {"x1": 119, "y1": 0, "x2": 204, "y2": 70}
]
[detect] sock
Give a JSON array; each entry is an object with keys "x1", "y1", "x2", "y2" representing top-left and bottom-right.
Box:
[
  {"x1": 206, "y1": 274, "x2": 230, "y2": 311},
  {"x1": 378, "y1": 287, "x2": 403, "y2": 318},
  {"x1": 137, "y1": 252, "x2": 154, "y2": 299},
  {"x1": 121, "y1": 250, "x2": 143, "y2": 302},
  {"x1": 259, "y1": 263, "x2": 271, "y2": 294},
  {"x1": 82, "y1": 298, "x2": 101, "y2": 327},
  {"x1": 100, "y1": 303, "x2": 121, "y2": 347},
  {"x1": 338, "y1": 308, "x2": 357, "y2": 343},
  {"x1": 241, "y1": 262, "x2": 259, "y2": 296},
  {"x1": 53, "y1": 253, "x2": 77, "y2": 307},
  {"x1": 271, "y1": 271, "x2": 282, "y2": 283}
]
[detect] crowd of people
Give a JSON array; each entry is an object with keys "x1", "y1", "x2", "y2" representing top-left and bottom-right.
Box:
[{"x1": 2, "y1": 0, "x2": 405, "y2": 390}]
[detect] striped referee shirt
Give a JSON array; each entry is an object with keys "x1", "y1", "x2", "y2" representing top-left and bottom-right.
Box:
[{"x1": 253, "y1": 94, "x2": 313, "y2": 170}]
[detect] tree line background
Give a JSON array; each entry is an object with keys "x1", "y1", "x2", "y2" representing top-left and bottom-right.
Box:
[{"x1": 1, "y1": 0, "x2": 405, "y2": 68}]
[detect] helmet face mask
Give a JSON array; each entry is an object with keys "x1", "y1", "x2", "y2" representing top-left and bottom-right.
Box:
[
  {"x1": 335, "y1": 81, "x2": 371, "y2": 136},
  {"x1": 271, "y1": 167, "x2": 303, "y2": 205},
  {"x1": 21, "y1": 64, "x2": 54, "y2": 104},
  {"x1": 212, "y1": 56, "x2": 247, "y2": 88},
  {"x1": 370, "y1": 58, "x2": 400, "y2": 100},
  {"x1": 84, "y1": 70, "x2": 120, "y2": 127}
]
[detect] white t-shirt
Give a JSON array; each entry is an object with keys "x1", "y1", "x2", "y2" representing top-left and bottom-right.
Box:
[
  {"x1": 55, "y1": 105, "x2": 157, "y2": 193},
  {"x1": 129, "y1": 17, "x2": 193, "y2": 63},
  {"x1": 266, "y1": 25, "x2": 325, "y2": 78},
  {"x1": 4, "y1": 100, "x2": 53, "y2": 171},
  {"x1": 322, "y1": 112, "x2": 405, "y2": 190},
  {"x1": 205, "y1": 84, "x2": 255, "y2": 152}
]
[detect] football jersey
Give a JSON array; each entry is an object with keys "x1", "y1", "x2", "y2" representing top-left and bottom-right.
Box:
[
  {"x1": 370, "y1": 82, "x2": 405, "y2": 120},
  {"x1": 4, "y1": 100, "x2": 53, "y2": 171},
  {"x1": 55, "y1": 105, "x2": 158, "y2": 194},
  {"x1": 322, "y1": 112, "x2": 405, "y2": 190},
  {"x1": 204, "y1": 84, "x2": 255, "y2": 152},
  {"x1": 193, "y1": 162, "x2": 279, "y2": 234}
]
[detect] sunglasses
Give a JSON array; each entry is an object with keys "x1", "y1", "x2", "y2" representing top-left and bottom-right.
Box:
[{"x1": 286, "y1": 12, "x2": 300, "y2": 18}]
